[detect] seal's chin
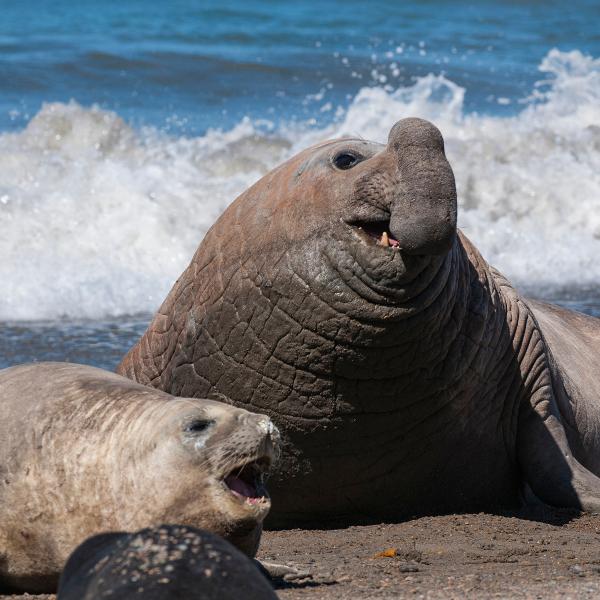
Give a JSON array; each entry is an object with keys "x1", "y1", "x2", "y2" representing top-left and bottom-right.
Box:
[{"x1": 222, "y1": 456, "x2": 271, "y2": 510}]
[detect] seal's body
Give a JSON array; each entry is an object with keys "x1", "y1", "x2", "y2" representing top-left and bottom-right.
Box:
[
  {"x1": 57, "y1": 525, "x2": 278, "y2": 600},
  {"x1": 0, "y1": 362, "x2": 278, "y2": 592},
  {"x1": 118, "y1": 118, "x2": 600, "y2": 526}
]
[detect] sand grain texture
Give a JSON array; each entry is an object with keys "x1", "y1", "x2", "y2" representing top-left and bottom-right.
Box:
[{"x1": 259, "y1": 510, "x2": 600, "y2": 599}]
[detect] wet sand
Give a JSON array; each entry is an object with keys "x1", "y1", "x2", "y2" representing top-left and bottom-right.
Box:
[{"x1": 6, "y1": 509, "x2": 600, "y2": 599}]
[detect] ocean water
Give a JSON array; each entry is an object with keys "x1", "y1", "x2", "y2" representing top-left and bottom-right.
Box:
[{"x1": 1, "y1": 1, "x2": 599, "y2": 369}]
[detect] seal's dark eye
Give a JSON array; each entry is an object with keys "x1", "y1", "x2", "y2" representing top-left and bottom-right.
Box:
[
  {"x1": 186, "y1": 419, "x2": 214, "y2": 434},
  {"x1": 332, "y1": 151, "x2": 361, "y2": 170}
]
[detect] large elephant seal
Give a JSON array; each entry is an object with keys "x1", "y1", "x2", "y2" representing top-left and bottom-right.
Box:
[
  {"x1": 0, "y1": 362, "x2": 278, "y2": 592},
  {"x1": 118, "y1": 117, "x2": 600, "y2": 526},
  {"x1": 57, "y1": 524, "x2": 278, "y2": 600}
]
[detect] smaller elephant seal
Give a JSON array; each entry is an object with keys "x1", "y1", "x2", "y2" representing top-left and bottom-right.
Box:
[
  {"x1": 0, "y1": 362, "x2": 279, "y2": 593},
  {"x1": 57, "y1": 524, "x2": 278, "y2": 600}
]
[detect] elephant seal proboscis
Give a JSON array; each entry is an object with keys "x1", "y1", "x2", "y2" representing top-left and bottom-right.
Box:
[
  {"x1": 57, "y1": 524, "x2": 278, "y2": 600},
  {"x1": 118, "y1": 117, "x2": 600, "y2": 526},
  {"x1": 0, "y1": 362, "x2": 279, "y2": 592}
]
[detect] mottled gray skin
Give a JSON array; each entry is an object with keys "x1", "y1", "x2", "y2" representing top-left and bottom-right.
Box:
[
  {"x1": 528, "y1": 301, "x2": 600, "y2": 477},
  {"x1": 0, "y1": 363, "x2": 278, "y2": 592},
  {"x1": 57, "y1": 525, "x2": 278, "y2": 600},
  {"x1": 118, "y1": 117, "x2": 600, "y2": 527}
]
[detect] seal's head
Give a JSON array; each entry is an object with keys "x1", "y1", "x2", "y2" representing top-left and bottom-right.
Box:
[
  {"x1": 217, "y1": 116, "x2": 457, "y2": 313},
  {"x1": 135, "y1": 398, "x2": 280, "y2": 556}
]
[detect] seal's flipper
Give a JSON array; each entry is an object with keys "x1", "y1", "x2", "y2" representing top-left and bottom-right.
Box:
[{"x1": 517, "y1": 385, "x2": 600, "y2": 511}]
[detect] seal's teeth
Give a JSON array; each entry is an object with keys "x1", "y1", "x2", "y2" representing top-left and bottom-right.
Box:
[{"x1": 379, "y1": 231, "x2": 390, "y2": 247}]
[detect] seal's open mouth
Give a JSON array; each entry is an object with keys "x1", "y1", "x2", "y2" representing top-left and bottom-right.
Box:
[
  {"x1": 349, "y1": 219, "x2": 400, "y2": 248},
  {"x1": 223, "y1": 457, "x2": 270, "y2": 505}
]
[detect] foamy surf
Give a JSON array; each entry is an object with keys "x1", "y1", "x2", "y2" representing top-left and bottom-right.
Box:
[{"x1": 0, "y1": 49, "x2": 598, "y2": 321}]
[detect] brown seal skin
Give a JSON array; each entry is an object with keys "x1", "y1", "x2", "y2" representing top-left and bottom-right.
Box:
[
  {"x1": 57, "y1": 525, "x2": 278, "y2": 600},
  {"x1": 0, "y1": 362, "x2": 279, "y2": 593},
  {"x1": 118, "y1": 117, "x2": 600, "y2": 527}
]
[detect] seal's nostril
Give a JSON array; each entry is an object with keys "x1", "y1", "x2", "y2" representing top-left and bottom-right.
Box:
[{"x1": 257, "y1": 418, "x2": 275, "y2": 436}]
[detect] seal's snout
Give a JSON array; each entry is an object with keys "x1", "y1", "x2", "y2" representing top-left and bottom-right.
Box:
[
  {"x1": 386, "y1": 117, "x2": 457, "y2": 256},
  {"x1": 252, "y1": 416, "x2": 280, "y2": 462},
  {"x1": 241, "y1": 413, "x2": 280, "y2": 443},
  {"x1": 257, "y1": 417, "x2": 279, "y2": 439}
]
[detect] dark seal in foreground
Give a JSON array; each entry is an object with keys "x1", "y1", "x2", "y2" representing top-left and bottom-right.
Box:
[
  {"x1": 57, "y1": 525, "x2": 278, "y2": 600},
  {"x1": 119, "y1": 117, "x2": 600, "y2": 526}
]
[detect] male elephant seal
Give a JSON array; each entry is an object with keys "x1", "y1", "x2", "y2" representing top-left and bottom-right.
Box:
[
  {"x1": 57, "y1": 524, "x2": 278, "y2": 600},
  {"x1": 0, "y1": 362, "x2": 278, "y2": 592},
  {"x1": 118, "y1": 117, "x2": 600, "y2": 526}
]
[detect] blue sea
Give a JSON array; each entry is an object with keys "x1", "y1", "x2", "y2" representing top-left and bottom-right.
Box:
[{"x1": 1, "y1": 0, "x2": 599, "y2": 369}]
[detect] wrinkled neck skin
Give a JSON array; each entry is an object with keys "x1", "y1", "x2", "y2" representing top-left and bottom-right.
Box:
[{"x1": 120, "y1": 223, "x2": 537, "y2": 524}]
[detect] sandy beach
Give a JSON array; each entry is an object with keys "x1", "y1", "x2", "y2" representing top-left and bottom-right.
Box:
[{"x1": 5, "y1": 509, "x2": 600, "y2": 599}]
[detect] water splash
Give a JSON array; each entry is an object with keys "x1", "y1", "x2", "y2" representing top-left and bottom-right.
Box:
[{"x1": 0, "y1": 49, "x2": 598, "y2": 320}]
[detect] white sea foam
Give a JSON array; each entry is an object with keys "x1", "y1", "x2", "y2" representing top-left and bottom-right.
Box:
[{"x1": 0, "y1": 49, "x2": 599, "y2": 320}]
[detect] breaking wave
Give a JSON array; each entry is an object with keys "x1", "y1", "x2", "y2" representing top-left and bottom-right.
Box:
[{"x1": 1, "y1": 48, "x2": 599, "y2": 320}]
